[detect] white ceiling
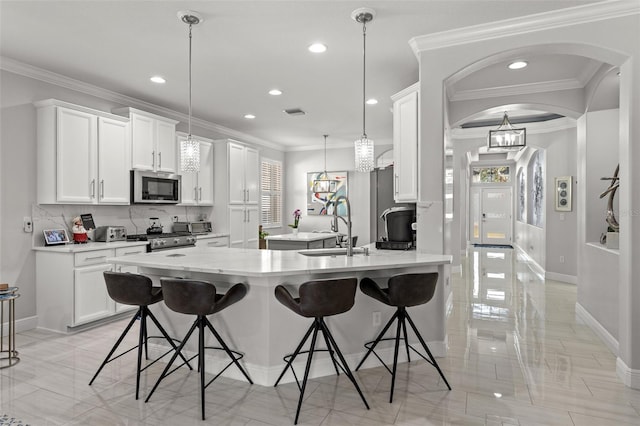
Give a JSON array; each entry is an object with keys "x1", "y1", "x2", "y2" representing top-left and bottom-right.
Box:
[{"x1": 0, "y1": 0, "x2": 601, "y2": 150}]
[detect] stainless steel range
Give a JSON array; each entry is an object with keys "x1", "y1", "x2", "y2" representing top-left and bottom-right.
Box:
[{"x1": 127, "y1": 232, "x2": 197, "y2": 251}]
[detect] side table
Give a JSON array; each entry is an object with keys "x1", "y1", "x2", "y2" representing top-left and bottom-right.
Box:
[{"x1": 0, "y1": 286, "x2": 20, "y2": 368}]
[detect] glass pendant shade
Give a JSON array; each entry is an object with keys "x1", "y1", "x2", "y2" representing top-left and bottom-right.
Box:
[
  {"x1": 354, "y1": 136, "x2": 374, "y2": 172},
  {"x1": 488, "y1": 113, "x2": 526, "y2": 150},
  {"x1": 181, "y1": 136, "x2": 200, "y2": 172}
]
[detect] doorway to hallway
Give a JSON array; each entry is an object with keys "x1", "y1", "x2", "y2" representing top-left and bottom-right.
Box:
[{"x1": 470, "y1": 187, "x2": 512, "y2": 246}]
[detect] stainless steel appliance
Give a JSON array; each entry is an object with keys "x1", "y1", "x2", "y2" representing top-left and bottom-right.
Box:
[
  {"x1": 173, "y1": 221, "x2": 212, "y2": 235},
  {"x1": 131, "y1": 170, "x2": 181, "y2": 204},
  {"x1": 126, "y1": 232, "x2": 197, "y2": 251},
  {"x1": 94, "y1": 226, "x2": 127, "y2": 242}
]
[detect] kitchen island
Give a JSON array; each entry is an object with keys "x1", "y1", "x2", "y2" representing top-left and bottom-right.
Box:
[
  {"x1": 108, "y1": 246, "x2": 452, "y2": 385},
  {"x1": 265, "y1": 231, "x2": 338, "y2": 250}
]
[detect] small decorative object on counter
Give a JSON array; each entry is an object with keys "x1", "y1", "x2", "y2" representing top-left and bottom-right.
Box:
[
  {"x1": 289, "y1": 209, "x2": 301, "y2": 229},
  {"x1": 71, "y1": 216, "x2": 88, "y2": 244}
]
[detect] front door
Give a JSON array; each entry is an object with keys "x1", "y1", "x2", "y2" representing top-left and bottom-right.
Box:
[{"x1": 470, "y1": 187, "x2": 512, "y2": 245}]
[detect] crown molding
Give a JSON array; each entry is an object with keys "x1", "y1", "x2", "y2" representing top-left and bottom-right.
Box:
[
  {"x1": 0, "y1": 56, "x2": 284, "y2": 151},
  {"x1": 285, "y1": 140, "x2": 393, "y2": 153},
  {"x1": 410, "y1": 0, "x2": 640, "y2": 54},
  {"x1": 450, "y1": 116, "x2": 577, "y2": 139},
  {"x1": 449, "y1": 78, "x2": 584, "y2": 102}
]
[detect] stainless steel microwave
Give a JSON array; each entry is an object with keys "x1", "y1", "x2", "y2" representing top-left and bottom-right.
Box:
[{"x1": 131, "y1": 170, "x2": 181, "y2": 204}]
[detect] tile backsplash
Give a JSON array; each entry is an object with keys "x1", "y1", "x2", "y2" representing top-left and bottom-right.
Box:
[{"x1": 32, "y1": 204, "x2": 213, "y2": 246}]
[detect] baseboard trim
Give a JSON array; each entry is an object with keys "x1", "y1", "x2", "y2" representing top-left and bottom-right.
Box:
[
  {"x1": 546, "y1": 271, "x2": 577, "y2": 284},
  {"x1": 2, "y1": 315, "x2": 38, "y2": 335},
  {"x1": 616, "y1": 357, "x2": 640, "y2": 390},
  {"x1": 575, "y1": 302, "x2": 618, "y2": 355},
  {"x1": 148, "y1": 338, "x2": 448, "y2": 387}
]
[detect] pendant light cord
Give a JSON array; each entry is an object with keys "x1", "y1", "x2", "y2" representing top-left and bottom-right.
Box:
[
  {"x1": 362, "y1": 21, "x2": 367, "y2": 139},
  {"x1": 188, "y1": 23, "x2": 193, "y2": 138}
]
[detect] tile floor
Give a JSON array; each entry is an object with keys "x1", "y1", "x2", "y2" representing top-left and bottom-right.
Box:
[{"x1": 2, "y1": 246, "x2": 640, "y2": 425}]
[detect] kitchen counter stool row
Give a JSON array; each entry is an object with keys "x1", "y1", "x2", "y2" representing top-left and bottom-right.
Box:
[{"x1": 88, "y1": 270, "x2": 451, "y2": 423}]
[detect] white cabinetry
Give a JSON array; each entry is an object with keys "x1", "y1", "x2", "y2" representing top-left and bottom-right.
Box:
[
  {"x1": 177, "y1": 133, "x2": 214, "y2": 206},
  {"x1": 228, "y1": 142, "x2": 259, "y2": 205},
  {"x1": 391, "y1": 84, "x2": 419, "y2": 203},
  {"x1": 195, "y1": 235, "x2": 230, "y2": 248},
  {"x1": 35, "y1": 99, "x2": 130, "y2": 205},
  {"x1": 214, "y1": 140, "x2": 260, "y2": 249},
  {"x1": 113, "y1": 107, "x2": 178, "y2": 173},
  {"x1": 35, "y1": 244, "x2": 146, "y2": 332}
]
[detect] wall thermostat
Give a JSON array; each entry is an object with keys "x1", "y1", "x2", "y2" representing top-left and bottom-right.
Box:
[{"x1": 555, "y1": 176, "x2": 572, "y2": 212}]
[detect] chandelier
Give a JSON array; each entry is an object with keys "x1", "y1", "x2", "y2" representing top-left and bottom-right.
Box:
[
  {"x1": 488, "y1": 112, "x2": 526, "y2": 150},
  {"x1": 179, "y1": 11, "x2": 202, "y2": 172}
]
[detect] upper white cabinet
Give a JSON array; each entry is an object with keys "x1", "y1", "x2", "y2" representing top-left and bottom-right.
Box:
[
  {"x1": 35, "y1": 99, "x2": 130, "y2": 205},
  {"x1": 177, "y1": 132, "x2": 214, "y2": 206},
  {"x1": 113, "y1": 107, "x2": 178, "y2": 173},
  {"x1": 391, "y1": 83, "x2": 419, "y2": 203},
  {"x1": 228, "y1": 142, "x2": 259, "y2": 205}
]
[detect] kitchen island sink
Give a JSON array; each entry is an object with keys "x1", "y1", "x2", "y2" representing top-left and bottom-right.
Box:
[{"x1": 297, "y1": 247, "x2": 368, "y2": 257}]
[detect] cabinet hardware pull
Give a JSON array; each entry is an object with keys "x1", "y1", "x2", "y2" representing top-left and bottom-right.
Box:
[
  {"x1": 85, "y1": 255, "x2": 106, "y2": 260},
  {"x1": 123, "y1": 251, "x2": 141, "y2": 256},
  {"x1": 90, "y1": 179, "x2": 96, "y2": 198},
  {"x1": 100, "y1": 180, "x2": 104, "y2": 199},
  {"x1": 152, "y1": 150, "x2": 155, "y2": 168},
  {"x1": 194, "y1": 187, "x2": 198, "y2": 201},
  {"x1": 158, "y1": 152, "x2": 162, "y2": 169},
  {"x1": 199, "y1": 187, "x2": 202, "y2": 201},
  {"x1": 394, "y1": 175, "x2": 399, "y2": 194}
]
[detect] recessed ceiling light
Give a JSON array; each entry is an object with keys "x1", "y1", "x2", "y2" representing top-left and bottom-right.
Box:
[
  {"x1": 508, "y1": 61, "x2": 528, "y2": 70},
  {"x1": 308, "y1": 43, "x2": 327, "y2": 53},
  {"x1": 269, "y1": 89, "x2": 283, "y2": 96},
  {"x1": 244, "y1": 114, "x2": 256, "y2": 119},
  {"x1": 366, "y1": 98, "x2": 378, "y2": 105},
  {"x1": 150, "y1": 76, "x2": 166, "y2": 84}
]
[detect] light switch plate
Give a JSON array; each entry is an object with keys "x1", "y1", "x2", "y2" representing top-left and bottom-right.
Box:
[{"x1": 23, "y1": 216, "x2": 33, "y2": 233}]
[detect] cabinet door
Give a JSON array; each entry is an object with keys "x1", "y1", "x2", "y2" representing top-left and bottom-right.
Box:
[
  {"x1": 56, "y1": 107, "x2": 97, "y2": 203},
  {"x1": 180, "y1": 171, "x2": 198, "y2": 205},
  {"x1": 156, "y1": 120, "x2": 176, "y2": 173},
  {"x1": 245, "y1": 206, "x2": 260, "y2": 248},
  {"x1": 244, "y1": 147, "x2": 260, "y2": 204},
  {"x1": 198, "y1": 141, "x2": 214, "y2": 205},
  {"x1": 131, "y1": 113, "x2": 155, "y2": 171},
  {"x1": 393, "y1": 90, "x2": 419, "y2": 202},
  {"x1": 74, "y1": 263, "x2": 114, "y2": 325},
  {"x1": 98, "y1": 117, "x2": 130, "y2": 204},
  {"x1": 228, "y1": 142, "x2": 246, "y2": 204},
  {"x1": 229, "y1": 205, "x2": 246, "y2": 248}
]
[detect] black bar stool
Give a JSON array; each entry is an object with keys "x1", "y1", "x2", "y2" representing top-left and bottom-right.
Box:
[
  {"x1": 145, "y1": 278, "x2": 253, "y2": 420},
  {"x1": 355, "y1": 272, "x2": 451, "y2": 402},
  {"x1": 89, "y1": 271, "x2": 192, "y2": 399},
  {"x1": 273, "y1": 278, "x2": 369, "y2": 425}
]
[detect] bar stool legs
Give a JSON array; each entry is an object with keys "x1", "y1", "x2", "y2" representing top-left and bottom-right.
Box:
[
  {"x1": 274, "y1": 317, "x2": 370, "y2": 425},
  {"x1": 356, "y1": 306, "x2": 451, "y2": 402},
  {"x1": 89, "y1": 306, "x2": 193, "y2": 399}
]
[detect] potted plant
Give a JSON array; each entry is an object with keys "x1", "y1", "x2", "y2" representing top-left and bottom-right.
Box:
[
  {"x1": 289, "y1": 209, "x2": 301, "y2": 235},
  {"x1": 258, "y1": 225, "x2": 269, "y2": 249}
]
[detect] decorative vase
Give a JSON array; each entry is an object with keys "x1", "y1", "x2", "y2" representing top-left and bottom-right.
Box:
[{"x1": 292, "y1": 228, "x2": 298, "y2": 235}]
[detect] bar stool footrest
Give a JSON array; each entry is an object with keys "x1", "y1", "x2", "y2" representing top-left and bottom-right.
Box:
[{"x1": 362, "y1": 337, "x2": 433, "y2": 375}]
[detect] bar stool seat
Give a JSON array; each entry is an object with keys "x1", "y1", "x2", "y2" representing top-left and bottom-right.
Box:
[
  {"x1": 145, "y1": 278, "x2": 252, "y2": 421},
  {"x1": 355, "y1": 272, "x2": 451, "y2": 402},
  {"x1": 89, "y1": 271, "x2": 192, "y2": 399},
  {"x1": 274, "y1": 278, "x2": 369, "y2": 425}
]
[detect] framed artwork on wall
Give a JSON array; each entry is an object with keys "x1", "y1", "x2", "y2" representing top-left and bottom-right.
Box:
[
  {"x1": 306, "y1": 171, "x2": 348, "y2": 216},
  {"x1": 555, "y1": 176, "x2": 572, "y2": 211}
]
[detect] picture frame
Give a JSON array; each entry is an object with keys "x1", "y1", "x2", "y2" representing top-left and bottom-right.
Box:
[
  {"x1": 306, "y1": 171, "x2": 348, "y2": 216},
  {"x1": 43, "y1": 229, "x2": 70, "y2": 245},
  {"x1": 555, "y1": 176, "x2": 572, "y2": 212}
]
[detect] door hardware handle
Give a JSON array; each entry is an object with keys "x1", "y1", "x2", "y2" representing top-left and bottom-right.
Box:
[
  {"x1": 158, "y1": 152, "x2": 162, "y2": 169},
  {"x1": 90, "y1": 179, "x2": 96, "y2": 198},
  {"x1": 199, "y1": 187, "x2": 202, "y2": 201},
  {"x1": 100, "y1": 180, "x2": 104, "y2": 199},
  {"x1": 152, "y1": 151, "x2": 155, "y2": 168}
]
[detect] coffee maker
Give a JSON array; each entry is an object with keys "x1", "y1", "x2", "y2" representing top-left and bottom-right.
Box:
[{"x1": 375, "y1": 207, "x2": 415, "y2": 250}]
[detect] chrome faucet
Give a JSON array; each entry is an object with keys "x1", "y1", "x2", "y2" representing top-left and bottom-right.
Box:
[{"x1": 332, "y1": 195, "x2": 353, "y2": 256}]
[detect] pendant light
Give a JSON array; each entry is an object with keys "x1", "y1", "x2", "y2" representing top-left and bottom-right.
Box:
[
  {"x1": 488, "y1": 112, "x2": 526, "y2": 150},
  {"x1": 312, "y1": 134, "x2": 339, "y2": 193},
  {"x1": 179, "y1": 11, "x2": 202, "y2": 172},
  {"x1": 352, "y1": 7, "x2": 375, "y2": 173}
]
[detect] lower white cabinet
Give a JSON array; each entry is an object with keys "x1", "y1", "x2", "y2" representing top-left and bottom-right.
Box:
[
  {"x1": 35, "y1": 244, "x2": 146, "y2": 332},
  {"x1": 195, "y1": 235, "x2": 230, "y2": 248},
  {"x1": 229, "y1": 206, "x2": 259, "y2": 249}
]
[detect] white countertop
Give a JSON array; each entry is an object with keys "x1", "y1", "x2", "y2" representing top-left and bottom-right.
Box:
[
  {"x1": 108, "y1": 245, "x2": 452, "y2": 277},
  {"x1": 264, "y1": 232, "x2": 338, "y2": 242},
  {"x1": 32, "y1": 240, "x2": 149, "y2": 253}
]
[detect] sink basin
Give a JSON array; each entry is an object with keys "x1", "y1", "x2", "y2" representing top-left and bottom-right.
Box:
[{"x1": 298, "y1": 247, "x2": 368, "y2": 257}]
